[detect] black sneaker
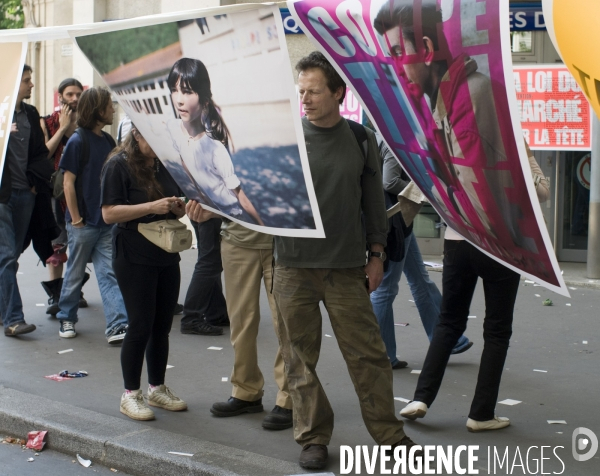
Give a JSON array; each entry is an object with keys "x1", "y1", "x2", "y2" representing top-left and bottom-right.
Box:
[
  {"x1": 210, "y1": 397, "x2": 263, "y2": 417},
  {"x1": 107, "y1": 324, "x2": 127, "y2": 345},
  {"x1": 262, "y1": 405, "x2": 293, "y2": 430},
  {"x1": 5, "y1": 322, "x2": 36, "y2": 337},
  {"x1": 207, "y1": 314, "x2": 230, "y2": 327},
  {"x1": 173, "y1": 303, "x2": 184, "y2": 315},
  {"x1": 180, "y1": 321, "x2": 223, "y2": 336}
]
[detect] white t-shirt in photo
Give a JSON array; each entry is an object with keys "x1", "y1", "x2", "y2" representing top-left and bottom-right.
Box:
[{"x1": 167, "y1": 119, "x2": 242, "y2": 215}]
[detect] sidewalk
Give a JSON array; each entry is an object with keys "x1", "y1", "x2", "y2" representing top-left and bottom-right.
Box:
[{"x1": 1, "y1": 247, "x2": 599, "y2": 475}]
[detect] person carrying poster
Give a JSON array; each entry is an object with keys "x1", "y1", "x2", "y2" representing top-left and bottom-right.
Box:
[{"x1": 272, "y1": 51, "x2": 421, "y2": 470}]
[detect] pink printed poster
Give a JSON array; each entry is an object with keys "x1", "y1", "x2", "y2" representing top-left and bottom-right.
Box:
[{"x1": 289, "y1": 0, "x2": 567, "y2": 295}]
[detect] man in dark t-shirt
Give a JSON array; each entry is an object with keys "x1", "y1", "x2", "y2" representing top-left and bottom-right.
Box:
[
  {"x1": 56, "y1": 87, "x2": 127, "y2": 344},
  {"x1": 272, "y1": 52, "x2": 421, "y2": 470}
]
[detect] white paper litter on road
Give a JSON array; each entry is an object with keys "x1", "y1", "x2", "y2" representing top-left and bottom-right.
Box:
[
  {"x1": 76, "y1": 454, "x2": 92, "y2": 467},
  {"x1": 166, "y1": 365, "x2": 174, "y2": 369},
  {"x1": 324, "y1": 334, "x2": 332, "y2": 337},
  {"x1": 394, "y1": 397, "x2": 411, "y2": 403},
  {"x1": 524, "y1": 280, "x2": 535, "y2": 283},
  {"x1": 36, "y1": 303, "x2": 45, "y2": 307},
  {"x1": 17, "y1": 272, "x2": 23, "y2": 275},
  {"x1": 569, "y1": 287, "x2": 577, "y2": 290},
  {"x1": 533, "y1": 369, "x2": 548, "y2": 373},
  {"x1": 468, "y1": 315, "x2": 476, "y2": 319},
  {"x1": 548, "y1": 420, "x2": 567, "y2": 425},
  {"x1": 57, "y1": 349, "x2": 73, "y2": 354},
  {"x1": 27, "y1": 457, "x2": 34, "y2": 462},
  {"x1": 556, "y1": 432, "x2": 563, "y2": 434},
  {"x1": 409, "y1": 299, "x2": 414, "y2": 302},
  {"x1": 423, "y1": 261, "x2": 443, "y2": 268},
  {"x1": 534, "y1": 284, "x2": 542, "y2": 287},
  {"x1": 221, "y1": 377, "x2": 228, "y2": 382},
  {"x1": 168, "y1": 452, "x2": 194, "y2": 456},
  {"x1": 535, "y1": 294, "x2": 541, "y2": 297},
  {"x1": 207, "y1": 347, "x2": 223, "y2": 351},
  {"x1": 566, "y1": 303, "x2": 571, "y2": 306},
  {"x1": 498, "y1": 399, "x2": 522, "y2": 406},
  {"x1": 583, "y1": 341, "x2": 588, "y2": 344},
  {"x1": 411, "y1": 370, "x2": 421, "y2": 375}
]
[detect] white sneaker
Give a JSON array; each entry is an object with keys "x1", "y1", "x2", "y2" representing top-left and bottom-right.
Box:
[
  {"x1": 467, "y1": 416, "x2": 510, "y2": 432},
  {"x1": 59, "y1": 321, "x2": 76, "y2": 338},
  {"x1": 147, "y1": 385, "x2": 187, "y2": 411},
  {"x1": 400, "y1": 401, "x2": 428, "y2": 420},
  {"x1": 120, "y1": 390, "x2": 155, "y2": 421}
]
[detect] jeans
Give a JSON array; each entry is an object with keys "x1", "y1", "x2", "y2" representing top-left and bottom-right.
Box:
[
  {"x1": 181, "y1": 218, "x2": 227, "y2": 326},
  {"x1": 414, "y1": 240, "x2": 520, "y2": 421},
  {"x1": 370, "y1": 233, "x2": 468, "y2": 364},
  {"x1": 57, "y1": 223, "x2": 127, "y2": 335},
  {"x1": 0, "y1": 189, "x2": 36, "y2": 328}
]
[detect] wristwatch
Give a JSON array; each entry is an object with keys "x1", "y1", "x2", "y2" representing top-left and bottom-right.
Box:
[{"x1": 369, "y1": 251, "x2": 387, "y2": 262}]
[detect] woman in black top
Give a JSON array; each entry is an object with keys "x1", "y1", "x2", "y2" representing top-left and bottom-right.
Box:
[{"x1": 101, "y1": 126, "x2": 187, "y2": 421}]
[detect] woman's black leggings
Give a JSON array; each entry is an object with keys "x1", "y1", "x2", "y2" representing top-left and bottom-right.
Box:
[{"x1": 113, "y1": 256, "x2": 180, "y2": 390}]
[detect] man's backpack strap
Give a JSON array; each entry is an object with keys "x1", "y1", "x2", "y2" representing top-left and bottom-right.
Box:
[{"x1": 346, "y1": 119, "x2": 377, "y2": 177}]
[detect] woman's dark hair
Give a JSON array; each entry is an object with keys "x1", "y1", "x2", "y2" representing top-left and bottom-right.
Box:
[
  {"x1": 167, "y1": 58, "x2": 232, "y2": 150},
  {"x1": 374, "y1": 0, "x2": 443, "y2": 52},
  {"x1": 296, "y1": 51, "x2": 346, "y2": 104},
  {"x1": 77, "y1": 87, "x2": 112, "y2": 129},
  {"x1": 58, "y1": 78, "x2": 83, "y2": 95},
  {"x1": 105, "y1": 126, "x2": 163, "y2": 201}
]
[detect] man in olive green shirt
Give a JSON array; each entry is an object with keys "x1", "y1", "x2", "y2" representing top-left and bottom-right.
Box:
[{"x1": 272, "y1": 51, "x2": 419, "y2": 471}]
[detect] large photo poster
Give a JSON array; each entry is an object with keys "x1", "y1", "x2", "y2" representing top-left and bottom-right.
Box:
[
  {"x1": 71, "y1": 5, "x2": 324, "y2": 237},
  {"x1": 0, "y1": 42, "x2": 27, "y2": 183},
  {"x1": 289, "y1": 0, "x2": 567, "y2": 294}
]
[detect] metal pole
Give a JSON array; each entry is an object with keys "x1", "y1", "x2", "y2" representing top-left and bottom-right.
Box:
[{"x1": 587, "y1": 114, "x2": 600, "y2": 279}]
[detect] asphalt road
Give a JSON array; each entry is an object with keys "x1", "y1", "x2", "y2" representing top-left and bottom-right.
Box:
[{"x1": 1, "y1": 246, "x2": 599, "y2": 475}]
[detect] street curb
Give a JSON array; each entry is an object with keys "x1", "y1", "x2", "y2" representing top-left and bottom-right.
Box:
[{"x1": 0, "y1": 386, "x2": 307, "y2": 476}]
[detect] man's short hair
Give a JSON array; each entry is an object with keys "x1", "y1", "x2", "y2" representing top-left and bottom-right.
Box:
[
  {"x1": 76, "y1": 87, "x2": 112, "y2": 130},
  {"x1": 374, "y1": 0, "x2": 443, "y2": 51},
  {"x1": 23, "y1": 64, "x2": 32, "y2": 73},
  {"x1": 296, "y1": 51, "x2": 346, "y2": 104},
  {"x1": 58, "y1": 78, "x2": 83, "y2": 95}
]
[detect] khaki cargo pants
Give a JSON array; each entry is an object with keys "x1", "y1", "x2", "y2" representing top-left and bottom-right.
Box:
[
  {"x1": 273, "y1": 266, "x2": 406, "y2": 446},
  {"x1": 221, "y1": 240, "x2": 291, "y2": 409}
]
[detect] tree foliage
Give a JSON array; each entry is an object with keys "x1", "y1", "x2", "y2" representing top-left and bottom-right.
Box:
[
  {"x1": 0, "y1": 0, "x2": 24, "y2": 29},
  {"x1": 76, "y1": 23, "x2": 179, "y2": 74}
]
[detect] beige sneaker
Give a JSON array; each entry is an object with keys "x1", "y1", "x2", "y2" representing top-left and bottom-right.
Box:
[
  {"x1": 400, "y1": 401, "x2": 428, "y2": 420},
  {"x1": 467, "y1": 416, "x2": 510, "y2": 432},
  {"x1": 147, "y1": 385, "x2": 188, "y2": 411},
  {"x1": 120, "y1": 390, "x2": 155, "y2": 421}
]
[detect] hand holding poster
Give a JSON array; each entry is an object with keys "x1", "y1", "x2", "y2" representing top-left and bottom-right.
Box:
[
  {"x1": 71, "y1": 5, "x2": 323, "y2": 238},
  {"x1": 288, "y1": 0, "x2": 567, "y2": 294}
]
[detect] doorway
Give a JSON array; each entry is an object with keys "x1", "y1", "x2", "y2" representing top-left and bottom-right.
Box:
[{"x1": 557, "y1": 151, "x2": 591, "y2": 262}]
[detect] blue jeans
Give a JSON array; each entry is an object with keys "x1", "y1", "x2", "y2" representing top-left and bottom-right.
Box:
[
  {"x1": 57, "y1": 223, "x2": 127, "y2": 334},
  {"x1": 0, "y1": 189, "x2": 36, "y2": 328},
  {"x1": 370, "y1": 233, "x2": 469, "y2": 364}
]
